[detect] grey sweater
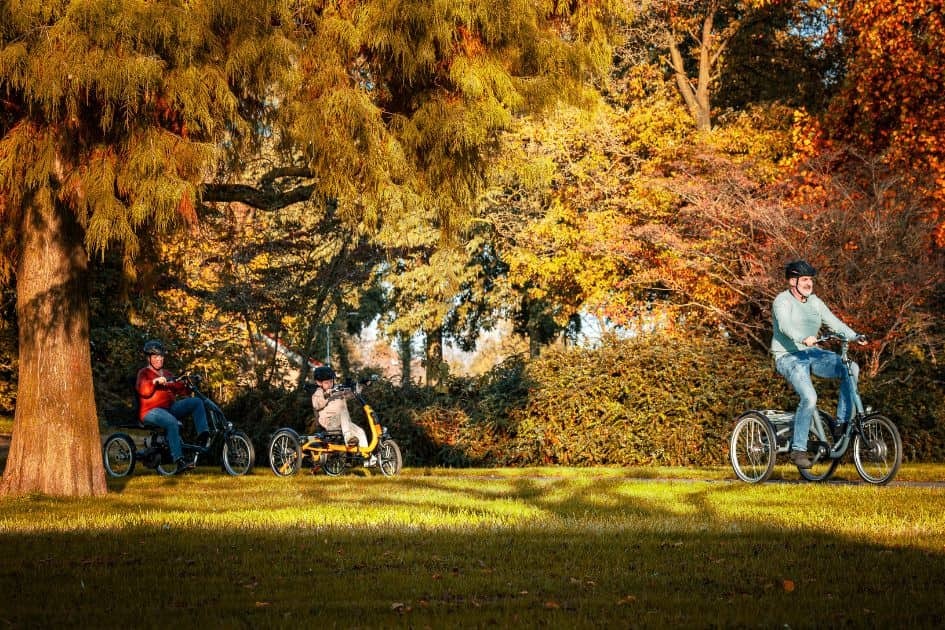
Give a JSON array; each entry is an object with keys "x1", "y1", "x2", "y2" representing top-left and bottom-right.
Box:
[{"x1": 770, "y1": 290, "x2": 856, "y2": 360}]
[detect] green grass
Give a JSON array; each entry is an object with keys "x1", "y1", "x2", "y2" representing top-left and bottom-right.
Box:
[{"x1": 1, "y1": 466, "x2": 944, "y2": 627}]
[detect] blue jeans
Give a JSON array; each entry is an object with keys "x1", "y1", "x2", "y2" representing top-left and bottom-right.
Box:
[
  {"x1": 143, "y1": 398, "x2": 208, "y2": 460},
  {"x1": 776, "y1": 349, "x2": 859, "y2": 452}
]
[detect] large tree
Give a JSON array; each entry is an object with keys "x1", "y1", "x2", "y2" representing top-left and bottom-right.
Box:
[
  {"x1": 0, "y1": 0, "x2": 619, "y2": 496},
  {"x1": 0, "y1": 0, "x2": 293, "y2": 496}
]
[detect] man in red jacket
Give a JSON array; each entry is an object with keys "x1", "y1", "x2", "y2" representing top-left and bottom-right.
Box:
[{"x1": 136, "y1": 339, "x2": 209, "y2": 473}]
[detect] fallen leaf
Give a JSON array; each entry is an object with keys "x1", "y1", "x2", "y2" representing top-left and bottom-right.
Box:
[{"x1": 783, "y1": 579, "x2": 795, "y2": 593}]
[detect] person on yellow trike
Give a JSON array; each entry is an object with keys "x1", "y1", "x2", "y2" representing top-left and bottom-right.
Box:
[{"x1": 308, "y1": 365, "x2": 367, "y2": 448}]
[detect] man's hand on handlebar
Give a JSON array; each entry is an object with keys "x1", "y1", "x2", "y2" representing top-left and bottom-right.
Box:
[{"x1": 814, "y1": 333, "x2": 868, "y2": 345}]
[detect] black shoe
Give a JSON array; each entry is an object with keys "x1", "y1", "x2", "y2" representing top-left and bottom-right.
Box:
[
  {"x1": 831, "y1": 422, "x2": 847, "y2": 441},
  {"x1": 175, "y1": 457, "x2": 195, "y2": 474},
  {"x1": 790, "y1": 450, "x2": 812, "y2": 469}
]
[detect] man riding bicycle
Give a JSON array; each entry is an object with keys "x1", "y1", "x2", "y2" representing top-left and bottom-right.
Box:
[
  {"x1": 771, "y1": 260, "x2": 865, "y2": 469},
  {"x1": 135, "y1": 340, "x2": 210, "y2": 473}
]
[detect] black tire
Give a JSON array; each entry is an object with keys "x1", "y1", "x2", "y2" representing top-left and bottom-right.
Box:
[
  {"x1": 222, "y1": 430, "x2": 254, "y2": 476},
  {"x1": 798, "y1": 414, "x2": 840, "y2": 482},
  {"x1": 268, "y1": 429, "x2": 301, "y2": 477},
  {"x1": 377, "y1": 439, "x2": 402, "y2": 477},
  {"x1": 157, "y1": 451, "x2": 197, "y2": 476},
  {"x1": 323, "y1": 453, "x2": 346, "y2": 476},
  {"x1": 853, "y1": 414, "x2": 902, "y2": 485},
  {"x1": 103, "y1": 433, "x2": 136, "y2": 478}
]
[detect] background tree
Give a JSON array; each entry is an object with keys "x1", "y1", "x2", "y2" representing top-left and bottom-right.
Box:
[
  {"x1": 0, "y1": 0, "x2": 621, "y2": 496},
  {"x1": 0, "y1": 0, "x2": 293, "y2": 496}
]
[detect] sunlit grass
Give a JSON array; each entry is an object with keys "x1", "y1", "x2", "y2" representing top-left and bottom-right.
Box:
[{"x1": 1, "y1": 466, "x2": 944, "y2": 626}]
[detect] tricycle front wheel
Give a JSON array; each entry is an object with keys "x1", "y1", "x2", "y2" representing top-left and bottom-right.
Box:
[
  {"x1": 222, "y1": 430, "x2": 254, "y2": 476},
  {"x1": 853, "y1": 414, "x2": 902, "y2": 485},
  {"x1": 377, "y1": 439, "x2": 403, "y2": 477}
]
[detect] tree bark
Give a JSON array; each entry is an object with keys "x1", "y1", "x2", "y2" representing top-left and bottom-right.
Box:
[
  {"x1": 0, "y1": 186, "x2": 106, "y2": 497},
  {"x1": 397, "y1": 332, "x2": 412, "y2": 387},
  {"x1": 424, "y1": 327, "x2": 447, "y2": 392}
]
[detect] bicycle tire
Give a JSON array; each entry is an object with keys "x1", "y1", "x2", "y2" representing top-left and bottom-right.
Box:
[
  {"x1": 729, "y1": 412, "x2": 776, "y2": 483},
  {"x1": 853, "y1": 414, "x2": 902, "y2": 485}
]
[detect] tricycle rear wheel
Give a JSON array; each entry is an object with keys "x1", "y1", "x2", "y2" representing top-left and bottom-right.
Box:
[
  {"x1": 268, "y1": 429, "x2": 301, "y2": 477},
  {"x1": 103, "y1": 433, "x2": 136, "y2": 478},
  {"x1": 730, "y1": 412, "x2": 776, "y2": 483}
]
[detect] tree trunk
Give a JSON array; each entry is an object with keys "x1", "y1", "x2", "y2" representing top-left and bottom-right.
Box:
[
  {"x1": 0, "y1": 186, "x2": 106, "y2": 497},
  {"x1": 424, "y1": 327, "x2": 447, "y2": 392},
  {"x1": 397, "y1": 332, "x2": 412, "y2": 387}
]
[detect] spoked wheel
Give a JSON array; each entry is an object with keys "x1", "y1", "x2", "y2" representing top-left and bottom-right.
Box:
[
  {"x1": 377, "y1": 439, "x2": 403, "y2": 477},
  {"x1": 103, "y1": 434, "x2": 136, "y2": 478},
  {"x1": 222, "y1": 430, "x2": 255, "y2": 476},
  {"x1": 268, "y1": 429, "x2": 301, "y2": 477},
  {"x1": 322, "y1": 453, "x2": 346, "y2": 477},
  {"x1": 853, "y1": 414, "x2": 902, "y2": 485},
  {"x1": 157, "y1": 451, "x2": 198, "y2": 476},
  {"x1": 729, "y1": 412, "x2": 776, "y2": 483}
]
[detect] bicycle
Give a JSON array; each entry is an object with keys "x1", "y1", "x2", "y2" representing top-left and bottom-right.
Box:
[
  {"x1": 730, "y1": 334, "x2": 902, "y2": 485},
  {"x1": 268, "y1": 378, "x2": 402, "y2": 477},
  {"x1": 103, "y1": 374, "x2": 255, "y2": 477}
]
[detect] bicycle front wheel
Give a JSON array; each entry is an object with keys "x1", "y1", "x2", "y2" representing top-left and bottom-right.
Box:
[
  {"x1": 377, "y1": 439, "x2": 403, "y2": 477},
  {"x1": 853, "y1": 414, "x2": 902, "y2": 485},
  {"x1": 222, "y1": 430, "x2": 255, "y2": 476},
  {"x1": 729, "y1": 412, "x2": 776, "y2": 483}
]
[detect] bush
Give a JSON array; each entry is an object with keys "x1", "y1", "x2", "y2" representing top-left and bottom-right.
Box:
[
  {"x1": 499, "y1": 336, "x2": 792, "y2": 466},
  {"x1": 178, "y1": 335, "x2": 945, "y2": 468}
]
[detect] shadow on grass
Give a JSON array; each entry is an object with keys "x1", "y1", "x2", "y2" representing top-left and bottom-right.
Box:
[{"x1": 1, "y1": 472, "x2": 944, "y2": 627}]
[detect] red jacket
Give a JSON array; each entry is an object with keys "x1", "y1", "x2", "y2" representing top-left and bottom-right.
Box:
[{"x1": 136, "y1": 366, "x2": 188, "y2": 422}]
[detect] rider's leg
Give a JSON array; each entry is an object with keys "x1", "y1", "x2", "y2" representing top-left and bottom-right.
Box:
[
  {"x1": 809, "y1": 350, "x2": 858, "y2": 423},
  {"x1": 143, "y1": 407, "x2": 183, "y2": 460},
  {"x1": 776, "y1": 353, "x2": 817, "y2": 453},
  {"x1": 169, "y1": 397, "x2": 209, "y2": 437},
  {"x1": 337, "y1": 407, "x2": 368, "y2": 447},
  {"x1": 837, "y1": 360, "x2": 859, "y2": 423}
]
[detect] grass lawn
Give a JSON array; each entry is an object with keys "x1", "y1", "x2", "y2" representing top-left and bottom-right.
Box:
[{"x1": 1, "y1": 465, "x2": 944, "y2": 627}]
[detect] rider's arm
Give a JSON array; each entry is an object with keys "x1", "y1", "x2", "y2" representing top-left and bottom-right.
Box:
[
  {"x1": 312, "y1": 388, "x2": 329, "y2": 412},
  {"x1": 136, "y1": 368, "x2": 158, "y2": 399},
  {"x1": 810, "y1": 295, "x2": 857, "y2": 340},
  {"x1": 772, "y1": 293, "x2": 816, "y2": 352}
]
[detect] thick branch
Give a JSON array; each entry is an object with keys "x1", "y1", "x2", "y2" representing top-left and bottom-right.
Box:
[{"x1": 200, "y1": 179, "x2": 317, "y2": 210}]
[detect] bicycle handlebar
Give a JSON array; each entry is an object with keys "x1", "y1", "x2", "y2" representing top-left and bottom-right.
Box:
[{"x1": 814, "y1": 333, "x2": 867, "y2": 345}]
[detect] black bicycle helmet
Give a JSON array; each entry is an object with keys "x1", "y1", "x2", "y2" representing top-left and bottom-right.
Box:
[
  {"x1": 312, "y1": 365, "x2": 335, "y2": 381},
  {"x1": 784, "y1": 260, "x2": 818, "y2": 279},
  {"x1": 143, "y1": 339, "x2": 166, "y2": 356}
]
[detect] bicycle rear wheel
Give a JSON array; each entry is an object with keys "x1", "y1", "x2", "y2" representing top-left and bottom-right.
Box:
[
  {"x1": 729, "y1": 412, "x2": 776, "y2": 483},
  {"x1": 103, "y1": 434, "x2": 136, "y2": 478},
  {"x1": 853, "y1": 414, "x2": 902, "y2": 485},
  {"x1": 268, "y1": 429, "x2": 301, "y2": 476}
]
